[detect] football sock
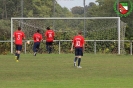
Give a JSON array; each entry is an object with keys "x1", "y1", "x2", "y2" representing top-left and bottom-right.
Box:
[
  {"x1": 34, "y1": 52, "x2": 37, "y2": 56},
  {"x1": 36, "y1": 49, "x2": 38, "y2": 52},
  {"x1": 46, "y1": 45, "x2": 48, "y2": 51},
  {"x1": 49, "y1": 47, "x2": 52, "y2": 53},
  {"x1": 17, "y1": 54, "x2": 20, "y2": 60},
  {"x1": 15, "y1": 53, "x2": 17, "y2": 56},
  {"x1": 78, "y1": 58, "x2": 81, "y2": 66},
  {"x1": 74, "y1": 57, "x2": 78, "y2": 63},
  {"x1": 48, "y1": 46, "x2": 50, "y2": 53},
  {"x1": 33, "y1": 47, "x2": 36, "y2": 52}
]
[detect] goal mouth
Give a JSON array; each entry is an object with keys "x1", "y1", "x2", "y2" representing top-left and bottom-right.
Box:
[{"x1": 11, "y1": 17, "x2": 121, "y2": 54}]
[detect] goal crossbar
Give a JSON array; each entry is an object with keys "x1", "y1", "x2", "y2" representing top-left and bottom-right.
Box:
[{"x1": 11, "y1": 17, "x2": 120, "y2": 20}]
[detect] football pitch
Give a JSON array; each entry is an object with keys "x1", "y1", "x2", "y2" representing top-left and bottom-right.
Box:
[{"x1": 0, "y1": 54, "x2": 133, "y2": 88}]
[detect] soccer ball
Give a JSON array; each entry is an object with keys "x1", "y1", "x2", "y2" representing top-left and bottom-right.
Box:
[{"x1": 26, "y1": 41, "x2": 30, "y2": 44}]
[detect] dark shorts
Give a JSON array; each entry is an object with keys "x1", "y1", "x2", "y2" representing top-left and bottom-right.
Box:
[
  {"x1": 33, "y1": 42, "x2": 40, "y2": 49},
  {"x1": 46, "y1": 41, "x2": 53, "y2": 46},
  {"x1": 75, "y1": 47, "x2": 83, "y2": 56},
  {"x1": 16, "y1": 45, "x2": 22, "y2": 51}
]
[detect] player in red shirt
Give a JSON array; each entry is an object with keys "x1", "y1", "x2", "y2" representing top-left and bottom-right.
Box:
[
  {"x1": 71, "y1": 31, "x2": 85, "y2": 68},
  {"x1": 13, "y1": 27, "x2": 25, "y2": 62},
  {"x1": 45, "y1": 27, "x2": 55, "y2": 54},
  {"x1": 33, "y1": 29, "x2": 43, "y2": 56}
]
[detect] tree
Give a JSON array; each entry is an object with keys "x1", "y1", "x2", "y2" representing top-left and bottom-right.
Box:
[
  {"x1": 71, "y1": 6, "x2": 84, "y2": 15},
  {"x1": 86, "y1": 0, "x2": 133, "y2": 40}
]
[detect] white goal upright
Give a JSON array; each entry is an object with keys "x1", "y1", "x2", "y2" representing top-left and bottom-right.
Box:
[{"x1": 11, "y1": 17, "x2": 121, "y2": 54}]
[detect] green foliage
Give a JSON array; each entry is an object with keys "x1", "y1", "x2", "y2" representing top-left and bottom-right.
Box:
[
  {"x1": 124, "y1": 41, "x2": 130, "y2": 54},
  {"x1": 71, "y1": 6, "x2": 84, "y2": 15},
  {"x1": 87, "y1": 0, "x2": 133, "y2": 40},
  {"x1": 0, "y1": 0, "x2": 133, "y2": 54},
  {"x1": 24, "y1": 0, "x2": 53, "y2": 17},
  {"x1": 55, "y1": 4, "x2": 73, "y2": 17},
  {"x1": 0, "y1": 42, "x2": 10, "y2": 54},
  {"x1": 0, "y1": 20, "x2": 10, "y2": 40}
]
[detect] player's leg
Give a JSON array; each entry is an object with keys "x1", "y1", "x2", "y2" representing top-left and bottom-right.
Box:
[
  {"x1": 77, "y1": 56, "x2": 82, "y2": 68},
  {"x1": 15, "y1": 45, "x2": 19, "y2": 60},
  {"x1": 36, "y1": 42, "x2": 40, "y2": 52},
  {"x1": 15, "y1": 51, "x2": 18, "y2": 60},
  {"x1": 46, "y1": 42, "x2": 48, "y2": 52},
  {"x1": 74, "y1": 56, "x2": 78, "y2": 67},
  {"x1": 33, "y1": 43, "x2": 37, "y2": 56},
  {"x1": 49, "y1": 42, "x2": 53, "y2": 54},
  {"x1": 74, "y1": 48, "x2": 78, "y2": 67},
  {"x1": 47, "y1": 42, "x2": 51, "y2": 54},
  {"x1": 77, "y1": 47, "x2": 83, "y2": 68},
  {"x1": 35, "y1": 42, "x2": 40, "y2": 56},
  {"x1": 16, "y1": 45, "x2": 22, "y2": 62}
]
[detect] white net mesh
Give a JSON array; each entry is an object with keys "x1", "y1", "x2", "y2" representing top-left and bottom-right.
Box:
[{"x1": 11, "y1": 17, "x2": 124, "y2": 54}]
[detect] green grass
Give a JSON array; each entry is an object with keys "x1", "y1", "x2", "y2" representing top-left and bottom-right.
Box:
[{"x1": 0, "y1": 54, "x2": 133, "y2": 88}]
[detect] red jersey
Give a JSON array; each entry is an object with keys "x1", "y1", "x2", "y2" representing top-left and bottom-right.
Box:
[
  {"x1": 13, "y1": 30, "x2": 25, "y2": 45},
  {"x1": 72, "y1": 35, "x2": 85, "y2": 47},
  {"x1": 33, "y1": 33, "x2": 42, "y2": 42},
  {"x1": 45, "y1": 30, "x2": 55, "y2": 42}
]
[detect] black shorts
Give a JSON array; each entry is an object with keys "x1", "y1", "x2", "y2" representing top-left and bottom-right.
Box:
[
  {"x1": 16, "y1": 45, "x2": 22, "y2": 51},
  {"x1": 75, "y1": 47, "x2": 83, "y2": 56},
  {"x1": 46, "y1": 42, "x2": 53, "y2": 46},
  {"x1": 33, "y1": 42, "x2": 40, "y2": 49}
]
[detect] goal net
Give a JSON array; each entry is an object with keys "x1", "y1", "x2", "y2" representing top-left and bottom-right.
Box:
[{"x1": 11, "y1": 17, "x2": 123, "y2": 54}]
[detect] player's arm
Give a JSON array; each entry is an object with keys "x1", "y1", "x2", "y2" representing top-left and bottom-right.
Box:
[
  {"x1": 40, "y1": 35, "x2": 43, "y2": 42},
  {"x1": 71, "y1": 43, "x2": 74, "y2": 51},
  {"x1": 23, "y1": 36, "x2": 26, "y2": 40},
  {"x1": 13, "y1": 33, "x2": 15, "y2": 43},
  {"x1": 71, "y1": 41, "x2": 74, "y2": 51},
  {"x1": 13, "y1": 35, "x2": 15, "y2": 40},
  {"x1": 53, "y1": 31, "x2": 55, "y2": 39},
  {"x1": 23, "y1": 32, "x2": 26, "y2": 40},
  {"x1": 32, "y1": 34, "x2": 34, "y2": 40},
  {"x1": 43, "y1": 32, "x2": 47, "y2": 42},
  {"x1": 44, "y1": 32, "x2": 47, "y2": 40},
  {"x1": 33, "y1": 34, "x2": 37, "y2": 41},
  {"x1": 83, "y1": 43, "x2": 85, "y2": 51},
  {"x1": 23, "y1": 33, "x2": 26, "y2": 42},
  {"x1": 23, "y1": 35, "x2": 26, "y2": 40},
  {"x1": 82, "y1": 38, "x2": 85, "y2": 51}
]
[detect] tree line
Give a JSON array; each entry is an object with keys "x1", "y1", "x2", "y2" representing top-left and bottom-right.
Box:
[{"x1": 0, "y1": 0, "x2": 133, "y2": 54}]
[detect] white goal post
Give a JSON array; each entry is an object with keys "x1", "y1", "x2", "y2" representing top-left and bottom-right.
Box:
[{"x1": 11, "y1": 17, "x2": 121, "y2": 54}]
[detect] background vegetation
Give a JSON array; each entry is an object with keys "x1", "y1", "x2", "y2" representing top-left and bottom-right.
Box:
[{"x1": 0, "y1": 0, "x2": 133, "y2": 54}]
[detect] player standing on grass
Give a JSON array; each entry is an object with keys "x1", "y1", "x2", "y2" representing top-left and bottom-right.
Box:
[
  {"x1": 33, "y1": 29, "x2": 43, "y2": 56},
  {"x1": 13, "y1": 27, "x2": 25, "y2": 62},
  {"x1": 44, "y1": 27, "x2": 55, "y2": 54},
  {"x1": 71, "y1": 31, "x2": 85, "y2": 68}
]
